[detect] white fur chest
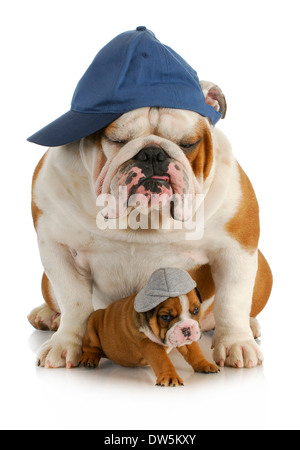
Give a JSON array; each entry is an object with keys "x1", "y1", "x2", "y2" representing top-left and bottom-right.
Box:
[
  {"x1": 34, "y1": 129, "x2": 239, "y2": 310},
  {"x1": 73, "y1": 236, "x2": 208, "y2": 308}
]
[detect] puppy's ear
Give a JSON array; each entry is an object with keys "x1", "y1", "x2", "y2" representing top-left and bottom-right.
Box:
[
  {"x1": 200, "y1": 81, "x2": 227, "y2": 119},
  {"x1": 132, "y1": 307, "x2": 155, "y2": 330},
  {"x1": 195, "y1": 287, "x2": 203, "y2": 304}
]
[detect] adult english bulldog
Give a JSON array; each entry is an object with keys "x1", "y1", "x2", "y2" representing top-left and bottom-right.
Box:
[
  {"x1": 28, "y1": 97, "x2": 272, "y2": 369},
  {"x1": 27, "y1": 28, "x2": 272, "y2": 370}
]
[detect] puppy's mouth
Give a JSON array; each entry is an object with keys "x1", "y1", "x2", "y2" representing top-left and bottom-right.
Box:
[{"x1": 166, "y1": 320, "x2": 201, "y2": 347}]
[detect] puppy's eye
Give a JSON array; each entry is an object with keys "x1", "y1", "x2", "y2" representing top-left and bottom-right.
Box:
[
  {"x1": 192, "y1": 307, "x2": 200, "y2": 315},
  {"x1": 160, "y1": 314, "x2": 173, "y2": 323}
]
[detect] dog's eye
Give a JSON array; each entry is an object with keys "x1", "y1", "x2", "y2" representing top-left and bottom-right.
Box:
[
  {"x1": 112, "y1": 139, "x2": 127, "y2": 144},
  {"x1": 160, "y1": 314, "x2": 173, "y2": 323},
  {"x1": 180, "y1": 139, "x2": 202, "y2": 150},
  {"x1": 192, "y1": 306, "x2": 200, "y2": 315},
  {"x1": 103, "y1": 134, "x2": 127, "y2": 145},
  {"x1": 180, "y1": 143, "x2": 195, "y2": 149}
]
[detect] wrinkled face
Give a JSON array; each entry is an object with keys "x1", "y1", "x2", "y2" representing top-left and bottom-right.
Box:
[
  {"x1": 94, "y1": 107, "x2": 213, "y2": 220},
  {"x1": 147, "y1": 290, "x2": 202, "y2": 347}
]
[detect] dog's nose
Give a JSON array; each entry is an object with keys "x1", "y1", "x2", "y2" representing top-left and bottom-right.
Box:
[
  {"x1": 181, "y1": 327, "x2": 192, "y2": 338},
  {"x1": 134, "y1": 146, "x2": 168, "y2": 164}
]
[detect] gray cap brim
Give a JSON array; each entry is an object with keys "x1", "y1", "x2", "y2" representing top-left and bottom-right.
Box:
[{"x1": 134, "y1": 267, "x2": 196, "y2": 313}]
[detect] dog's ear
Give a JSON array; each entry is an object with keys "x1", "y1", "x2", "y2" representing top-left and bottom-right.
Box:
[
  {"x1": 194, "y1": 287, "x2": 203, "y2": 304},
  {"x1": 200, "y1": 81, "x2": 227, "y2": 119}
]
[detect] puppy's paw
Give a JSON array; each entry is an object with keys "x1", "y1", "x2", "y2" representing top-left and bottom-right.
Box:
[
  {"x1": 36, "y1": 332, "x2": 82, "y2": 369},
  {"x1": 194, "y1": 360, "x2": 220, "y2": 374},
  {"x1": 156, "y1": 372, "x2": 184, "y2": 387},
  {"x1": 79, "y1": 353, "x2": 100, "y2": 369}
]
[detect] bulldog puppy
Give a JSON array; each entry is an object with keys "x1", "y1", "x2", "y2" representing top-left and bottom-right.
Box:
[
  {"x1": 79, "y1": 268, "x2": 219, "y2": 386},
  {"x1": 29, "y1": 87, "x2": 272, "y2": 370}
]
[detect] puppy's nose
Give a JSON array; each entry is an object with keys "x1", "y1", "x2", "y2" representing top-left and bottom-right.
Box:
[
  {"x1": 181, "y1": 327, "x2": 192, "y2": 338},
  {"x1": 134, "y1": 146, "x2": 168, "y2": 163}
]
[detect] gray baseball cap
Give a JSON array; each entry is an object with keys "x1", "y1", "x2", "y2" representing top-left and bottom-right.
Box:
[{"x1": 134, "y1": 267, "x2": 196, "y2": 313}]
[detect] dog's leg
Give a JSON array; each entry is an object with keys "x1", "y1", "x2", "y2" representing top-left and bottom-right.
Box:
[
  {"x1": 192, "y1": 248, "x2": 272, "y2": 333},
  {"x1": 36, "y1": 239, "x2": 94, "y2": 369},
  {"x1": 200, "y1": 309, "x2": 216, "y2": 332},
  {"x1": 250, "y1": 317, "x2": 261, "y2": 339},
  {"x1": 210, "y1": 248, "x2": 264, "y2": 368},
  {"x1": 28, "y1": 272, "x2": 61, "y2": 331},
  {"x1": 192, "y1": 249, "x2": 272, "y2": 336},
  {"x1": 139, "y1": 339, "x2": 184, "y2": 387},
  {"x1": 177, "y1": 342, "x2": 219, "y2": 373}
]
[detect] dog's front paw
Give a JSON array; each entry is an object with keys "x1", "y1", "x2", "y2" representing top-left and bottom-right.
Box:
[
  {"x1": 156, "y1": 372, "x2": 184, "y2": 387},
  {"x1": 212, "y1": 329, "x2": 263, "y2": 368},
  {"x1": 36, "y1": 332, "x2": 83, "y2": 369}
]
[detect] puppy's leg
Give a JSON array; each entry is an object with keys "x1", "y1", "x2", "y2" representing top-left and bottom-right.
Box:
[
  {"x1": 79, "y1": 310, "x2": 105, "y2": 369},
  {"x1": 177, "y1": 342, "x2": 219, "y2": 373},
  {"x1": 36, "y1": 239, "x2": 94, "y2": 369},
  {"x1": 139, "y1": 339, "x2": 184, "y2": 387}
]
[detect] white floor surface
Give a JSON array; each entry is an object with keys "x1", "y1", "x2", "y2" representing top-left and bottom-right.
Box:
[
  {"x1": 2, "y1": 296, "x2": 299, "y2": 430},
  {"x1": 1, "y1": 0, "x2": 300, "y2": 432}
]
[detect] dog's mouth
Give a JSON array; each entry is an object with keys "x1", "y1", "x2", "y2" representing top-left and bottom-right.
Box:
[
  {"x1": 102, "y1": 158, "x2": 195, "y2": 220},
  {"x1": 151, "y1": 175, "x2": 170, "y2": 183},
  {"x1": 130, "y1": 174, "x2": 173, "y2": 199}
]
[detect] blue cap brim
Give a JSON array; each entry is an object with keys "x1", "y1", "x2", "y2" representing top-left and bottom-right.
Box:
[{"x1": 27, "y1": 110, "x2": 122, "y2": 147}]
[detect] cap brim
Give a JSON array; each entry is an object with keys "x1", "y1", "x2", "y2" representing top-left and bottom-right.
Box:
[{"x1": 27, "y1": 110, "x2": 123, "y2": 147}]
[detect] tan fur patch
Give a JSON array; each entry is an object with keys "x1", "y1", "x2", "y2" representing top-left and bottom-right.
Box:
[
  {"x1": 41, "y1": 272, "x2": 59, "y2": 313},
  {"x1": 183, "y1": 122, "x2": 213, "y2": 181},
  {"x1": 149, "y1": 297, "x2": 182, "y2": 342},
  {"x1": 189, "y1": 265, "x2": 215, "y2": 318},
  {"x1": 226, "y1": 164, "x2": 260, "y2": 251},
  {"x1": 31, "y1": 151, "x2": 47, "y2": 230},
  {"x1": 186, "y1": 290, "x2": 203, "y2": 322},
  {"x1": 251, "y1": 250, "x2": 273, "y2": 317}
]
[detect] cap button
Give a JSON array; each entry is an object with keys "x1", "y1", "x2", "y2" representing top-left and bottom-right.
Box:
[{"x1": 136, "y1": 26, "x2": 147, "y2": 31}]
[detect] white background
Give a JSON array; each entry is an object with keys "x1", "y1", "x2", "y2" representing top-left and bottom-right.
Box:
[{"x1": 1, "y1": 0, "x2": 300, "y2": 430}]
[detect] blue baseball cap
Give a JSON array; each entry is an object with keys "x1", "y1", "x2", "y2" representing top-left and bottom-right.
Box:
[{"x1": 27, "y1": 27, "x2": 221, "y2": 147}]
